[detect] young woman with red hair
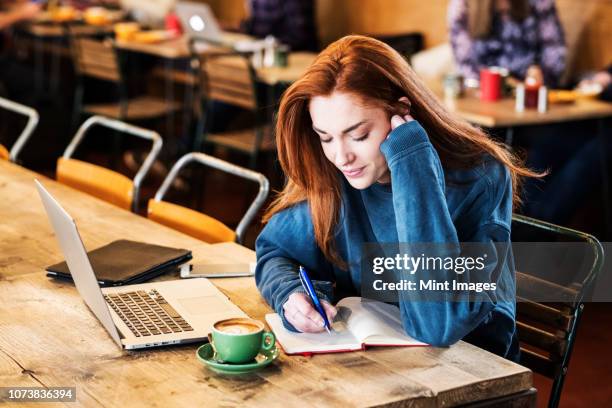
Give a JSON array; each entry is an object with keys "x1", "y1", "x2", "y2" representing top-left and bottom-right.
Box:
[{"x1": 255, "y1": 35, "x2": 537, "y2": 360}]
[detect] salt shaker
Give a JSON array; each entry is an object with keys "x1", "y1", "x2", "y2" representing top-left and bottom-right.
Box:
[
  {"x1": 515, "y1": 84, "x2": 525, "y2": 112},
  {"x1": 263, "y1": 35, "x2": 278, "y2": 68},
  {"x1": 537, "y1": 86, "x2": 548, "y2": 113}
]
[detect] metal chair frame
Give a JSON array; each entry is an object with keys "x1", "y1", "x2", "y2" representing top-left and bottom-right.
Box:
[
  {"x1": 0, "y1": 97, "x2": 40, "y2": 162},
  {"x1": 62, "y1": 115, "x2": 163, "y2": 213},
  {"x1": 152, "y1": 152, "x2": 269, "y2": 244},
  {"x1": 512, "y1": 214, "x2": 604, "y2": 408}
]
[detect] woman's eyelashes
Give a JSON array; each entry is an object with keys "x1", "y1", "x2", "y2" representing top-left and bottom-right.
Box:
[
  {"x1": 352, "y1": 133, "x2": 369, "y2": 142},
  {"x1": 319, "y1": 133, "x2": 369, "y2": 144}
]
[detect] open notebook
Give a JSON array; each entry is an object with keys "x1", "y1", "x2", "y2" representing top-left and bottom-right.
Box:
[{"x1": 265, "y1": 297, "x2": 428, "y2": 355}]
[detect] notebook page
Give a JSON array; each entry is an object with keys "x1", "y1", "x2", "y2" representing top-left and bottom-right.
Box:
[
  {"x1": 339, "y1": 297, "x2": 426, "y2": 346},
  {"x1": 265, "y1": 313, "x2": 362, "y2": 354}
]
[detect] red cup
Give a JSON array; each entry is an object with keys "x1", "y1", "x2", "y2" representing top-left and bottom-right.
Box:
[
  {"x1": 165, "y1": 13, "x2": 183, "y2": 36},
  {"x1": 480, "y1": 68, "x2": 502, "y2": 101}
]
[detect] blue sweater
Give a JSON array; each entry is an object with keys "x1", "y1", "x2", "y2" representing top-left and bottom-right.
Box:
[{"x1": 255, "y1": 121, "x2": 519, "y2": 361}]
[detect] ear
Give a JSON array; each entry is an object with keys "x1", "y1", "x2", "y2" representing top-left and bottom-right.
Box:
[
  {"x1": 398, "y1": 96, "x2": 411, "y2": 108},
  {"x1": 393, "y1": 97, "x2": 411, "y2": 116}
]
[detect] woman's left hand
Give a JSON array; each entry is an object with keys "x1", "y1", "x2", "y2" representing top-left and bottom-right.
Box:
[{"x1": 389, "y1": 97, "x2": 414, "y2": 137}]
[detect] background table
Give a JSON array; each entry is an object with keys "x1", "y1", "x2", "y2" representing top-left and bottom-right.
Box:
[
  {"x1": 115, "y1": 36, "x2": 317, "y2": 86},
  {"x1": 115, "y1": 32, "x2": 252, "y2": 60},
  {"x1": 430, "y1": 84, "x2": 612, "y2": 237},
  {"x1": 16, "y1": 22, "x2": 118, "y2": 97},
  {"x1": 0, "y1": 160, "x2": 534, "y2": 407},
  {"x1": 21, "y1": 23, "x2": 115, "y2": 38},
  {"x1": 442, "y1": 94, "x2": 612, "y2": 129}
]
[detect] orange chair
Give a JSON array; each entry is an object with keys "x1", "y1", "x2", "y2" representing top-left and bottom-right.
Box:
[
  {"x1": 0, "y1": 96, "x2": 39, "y2": 162},
  {"x1": 57, "y1": 115, "x2": 162, "y2": 212},
  {"x1": 148, "y1": 152, "x2": 269, "y2": 244}
]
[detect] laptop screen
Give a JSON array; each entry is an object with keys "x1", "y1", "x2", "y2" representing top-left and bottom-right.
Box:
[
  {"x1": 176, "y1": 1, "x2": 222, "y2": 41},
  {"x1": 35, "y1": 180, "x2": 123, "y2": 347}
]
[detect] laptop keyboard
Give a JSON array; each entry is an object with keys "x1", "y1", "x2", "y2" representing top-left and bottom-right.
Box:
[{"x1": 104, "y1": 289, "x2": 194, "y2": 337}]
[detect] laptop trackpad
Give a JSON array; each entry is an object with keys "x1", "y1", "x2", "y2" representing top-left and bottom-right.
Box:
[{"x1": 178, "y1": 296, "x2": 234, "y2": 315}]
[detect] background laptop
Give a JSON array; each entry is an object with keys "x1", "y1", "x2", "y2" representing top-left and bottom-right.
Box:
[
  {"x1": 35, "y1": 180, "x2": 248, "y2": 350},
  {"x1": 175, "y1": 1, "x2": 254, "y2": 48},
  {"x1": 176, "y1": 1, "x2": 224, "y2": 43}
]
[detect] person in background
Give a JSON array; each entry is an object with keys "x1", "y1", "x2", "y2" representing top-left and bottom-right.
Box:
[
  {"x1": 578, "y1": 65, "x2": 612, "y2": 103},
  {"x1": 119, "y1": 0, "x2": 175, "y2": 27},
  {"x1": 448, "y1": 0, "x2": 611, "y2": 231},
  {"x1": 242, "y1": 0, "x2": 318, "y2": 52},
  {"x1": 0, "y1": 1, "x2": 40, "y2": 30},
  {"x1": 0, "y1": 1, "x2": 42, "y2": 100},
  {"x1": 448, "y1": 0, "x2": 566, "y2": 87}
]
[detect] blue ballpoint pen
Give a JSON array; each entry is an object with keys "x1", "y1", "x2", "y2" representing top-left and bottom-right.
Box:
[{"x1": 298, "y1": 266, "x2": 332, "y2": 334}]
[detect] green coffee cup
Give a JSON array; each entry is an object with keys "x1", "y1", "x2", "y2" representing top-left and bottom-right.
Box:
[{"x1": 211, "y1": 317, "x2": 276, "y2": 364}]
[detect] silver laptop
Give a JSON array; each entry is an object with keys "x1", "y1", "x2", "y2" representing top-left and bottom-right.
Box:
[
  {"x1": 176, "y1": 1, "x2": 224, "y2": 43},
  {"x1": 175, "y1": 1, "x2": 254, "y2": 49},
  {"x1": 35, "y1": 180, "x2": 247, "y2": 350}
]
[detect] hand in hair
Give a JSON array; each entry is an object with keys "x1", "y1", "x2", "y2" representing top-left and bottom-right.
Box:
[
  {"x1": 283, "y1": 292, "x2": 337, "y2": 333},
  {"x1": 388, "y1": 97, "x2": 414, "y2": 137}
]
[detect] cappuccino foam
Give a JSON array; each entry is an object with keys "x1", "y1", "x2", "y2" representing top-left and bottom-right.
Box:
[{"x1": 215, "y1": 318, "x2": 261, "y2": 334}]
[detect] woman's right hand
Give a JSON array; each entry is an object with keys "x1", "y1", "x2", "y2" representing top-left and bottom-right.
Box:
[{"x1": 283, "y1": 292, "x2": 337, "y2": 333}]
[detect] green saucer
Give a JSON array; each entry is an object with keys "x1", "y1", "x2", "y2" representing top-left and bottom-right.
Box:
[{"x1": 196, "y1": 343, "x2": 279, "y2": 375}]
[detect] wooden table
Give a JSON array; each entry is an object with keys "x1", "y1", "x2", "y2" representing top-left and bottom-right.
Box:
[
  {"x1": 114, "y1": 32, "x2": 252, "y2": 60},
  {"x1": 15, "y1": 20, "x2": 118, "y2": 99},
  {"x1": 442, "y1": 93, "x2": 612, "y2": 128},
  {"x1": 0, "y1": 160, "x2": 535, "y2": 407},
  {"x1": 115, "y1": 35, "x2": 317, "y2": 86},
  {"x1": 115, "y1": 33, "x2": 315, "y2": 153},
  {"x1": 256, "y1": 52, "x2": 316, "y2": 86},
  {"x1": 21, "y1": 23, "x2": 115, "y2": 38}
]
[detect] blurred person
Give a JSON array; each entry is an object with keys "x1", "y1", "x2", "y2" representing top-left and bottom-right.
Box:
[
  {"x1": 448, "y1": 0, "x2": 566, "y2": 87},
  {"x1": 578, "y1": 65, "x2": 612, "y2": 102},
  {"x1": 0, "y1": 1, "x2": 42, "y2": 100},
  {"x1": 447, "y1": 0, "x2": 612, "y2": 230},
  {"x1": 0, "y1": 1, "x2": 40, "y2": 30},
  {"x1": 119, "y1": 0, "x2": 174, "y2": 27},
  {"x1": 242, "y1": 0, "x2": 318, "y2": 52}
]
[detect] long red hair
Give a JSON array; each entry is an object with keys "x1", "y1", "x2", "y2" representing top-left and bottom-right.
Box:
[{"x1": 265, "y1": 35, "x2": 538, "y2": 268}]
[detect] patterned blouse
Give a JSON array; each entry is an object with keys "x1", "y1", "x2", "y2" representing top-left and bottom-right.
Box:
[
  {"x1": 448, "y1": 0, "x2": 566, "y2": 86},
  {"x1": 243, "y1": 0, "x2": 318, "y2": 52}
]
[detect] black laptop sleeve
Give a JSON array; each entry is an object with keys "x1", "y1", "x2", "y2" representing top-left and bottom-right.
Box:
[{"x1": 46, "y1": 240, "x2": 193, "y2": 287}]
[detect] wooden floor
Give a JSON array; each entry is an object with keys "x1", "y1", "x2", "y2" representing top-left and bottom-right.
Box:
[{"x1": 535, "y1": 303, "x2": 612, "y2": 407}]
